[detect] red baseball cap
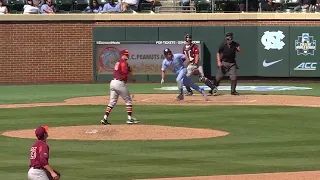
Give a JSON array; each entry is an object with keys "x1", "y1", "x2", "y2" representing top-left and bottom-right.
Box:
[
  {"x1": 120, "y1": 49, "x2": 130, "y2": 55},
  {"x1": 35, "y1": 126, "x2": 49, "y2": 137}
]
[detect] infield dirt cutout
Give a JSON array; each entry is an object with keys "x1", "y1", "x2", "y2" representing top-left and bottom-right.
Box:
[
  {"x1": 2, "y1": 125, "x2": 229, "y2": 140},
  {"x1": 2, "y1": 94, "x2": 320, "y2": 180}
]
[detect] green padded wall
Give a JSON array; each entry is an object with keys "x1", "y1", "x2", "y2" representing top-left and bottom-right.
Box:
[
  {"x1": 125, "y1": 27, "x2": 159, "y2": 41},
  {"x1": 93, "y1": 27, "x2": 126, "y2": 41},
  {"x1": 158, "y1": 27, "x2": 192, "y2": 40},
  {"x1": 192, "y1": 26, "x2": 225, "y2": 77}
]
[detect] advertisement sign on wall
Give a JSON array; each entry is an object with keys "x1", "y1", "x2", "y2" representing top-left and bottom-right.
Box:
[
  {"x1": 289, "y1": 27, "x2": 320, "y2": 77},
  {"x1": 94, "y1": 41, "x2": 202, "y2": 75},
  {"x1": 295, "y1": 33, "x2": 316, "y2": 56},
  {"x1": 257, "y1": 27, "x2": 290, "y2": 77},
  {"x1": 92, "y1": 27, "x2": 320, "y2": 81}
]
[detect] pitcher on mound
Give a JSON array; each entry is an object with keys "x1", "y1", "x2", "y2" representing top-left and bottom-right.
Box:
[{"x1": 100, "y1": 49, "x2": 139, "y2": 125}]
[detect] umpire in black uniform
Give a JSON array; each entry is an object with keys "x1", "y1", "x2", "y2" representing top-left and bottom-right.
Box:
[{"x1": 213, "y1": 32, "x2": 242, "y2": 95}]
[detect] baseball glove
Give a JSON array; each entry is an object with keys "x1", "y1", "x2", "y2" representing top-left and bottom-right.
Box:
[
  {"x1": 128, "y1": 65, "x2": 132, "y2": 72},
  {"x1": 191, "y1": 68, "x2": 200, "y2": 76},
  {"x1": 45, "y1": 169, "x2": 61, "y2": 180}
]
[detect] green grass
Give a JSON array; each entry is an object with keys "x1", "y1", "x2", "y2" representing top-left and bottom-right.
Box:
[
  {"x1": 0, "y1": 82, "x2": 319, "y2": 104},
  {"x1": 1, "y1": 105, "x2": 320, "y2": 180}
]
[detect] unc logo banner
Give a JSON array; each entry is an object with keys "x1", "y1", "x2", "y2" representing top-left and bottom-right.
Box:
[
  {"x1": 258, "y1": 27, "x2": 290, "y2": 77},
  {"x1": 261, "y1": 31, "x2": 285, "y2": 50}
]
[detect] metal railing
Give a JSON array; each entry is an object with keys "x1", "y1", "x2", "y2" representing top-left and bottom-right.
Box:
[{"x1": 155, "y1": 5, "x2": 196, "y2": 13}]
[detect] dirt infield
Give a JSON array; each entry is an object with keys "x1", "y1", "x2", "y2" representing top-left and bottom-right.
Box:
[
  {"x1": 1, "y1": 94, "x2": 320, "y2": 180},
  {"x1": 2, "y1": 125, "x2": 229, "y2": 140},
  {"x1": 139, "y1": 171, "x2": 320, "y2": 180},
  {"x1": 1, "y1": 94, "x2": 320, "y2": 109}
]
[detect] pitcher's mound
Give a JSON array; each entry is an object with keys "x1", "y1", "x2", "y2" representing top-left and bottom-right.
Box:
[{"x1": 2, "y1": 125, "x2": 229, "y2": 141}]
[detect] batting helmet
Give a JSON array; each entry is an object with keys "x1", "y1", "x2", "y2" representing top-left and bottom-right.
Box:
[{"x1": 163, "y1": 48, "x2": 172, "y2": 56}]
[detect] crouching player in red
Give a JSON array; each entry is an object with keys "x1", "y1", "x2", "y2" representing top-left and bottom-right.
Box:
[{"x1": 182, "y1": 34, "x2": 217, "y2": 96}]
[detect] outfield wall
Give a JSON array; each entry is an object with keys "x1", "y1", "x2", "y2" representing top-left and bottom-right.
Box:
[{"x1": 1, "y1": 14, "x2": 320, "y2": 84}]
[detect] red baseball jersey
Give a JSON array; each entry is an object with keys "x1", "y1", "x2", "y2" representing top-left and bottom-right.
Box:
[
  {"x1": 182, "y1": 43, "x2": 199, "y2": 59},
  {"x1": 113, "y1": 58, "x2": 130, "y2": 82},
  {"x1": 29, "y1": 140, "x2": 50, "y2": 168}
]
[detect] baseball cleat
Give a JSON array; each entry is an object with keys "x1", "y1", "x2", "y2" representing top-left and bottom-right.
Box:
[
  {"x1": 210, "y1": 87, "x2": 218, "y2": 96},
  {"x1": 127, "y1": 117, "x2": 140, "y2": 124},
  {"x1": 101, "y1": 119, "x2": 111, "y2": 125},
  {"x1": 184, "y1": 91, "x2": 193, "y2": 96},
  {"x1": 231, "y1": 91, "x2": 240, "y2": 95},
  {"x1": 176, "y1": 94, "x2": 184, "y2": 101},
  {"x1": 201, "y1": 89, "x2": 208, "y2": 101}
]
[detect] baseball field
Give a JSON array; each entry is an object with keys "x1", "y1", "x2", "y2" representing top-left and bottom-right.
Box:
[{"x1": 1, "y1": 82, "x2": 320, "y2": 180}]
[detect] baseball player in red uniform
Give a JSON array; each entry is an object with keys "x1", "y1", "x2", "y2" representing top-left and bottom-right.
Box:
[
  {"x1": 182, "y1": 34, "x2": 217, "y2": 96},
  {"x1": 28, "y1": 126, "x2": 60, "y2": 180},
  {"x1": 100, "y1": 49, "x2": 139, "y2": 125}
]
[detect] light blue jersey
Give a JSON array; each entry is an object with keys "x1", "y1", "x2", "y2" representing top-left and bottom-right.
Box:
[
  {"x1": 160, "y1": 53, "x2": 204, "y2": 96},
  {"x1": 161, "y1": 54, "x2": 186, "y2": 74}
]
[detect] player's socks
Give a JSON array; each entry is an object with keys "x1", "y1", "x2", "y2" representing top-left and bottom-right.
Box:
[
  {"x1": 231, "y1": 80, "x2": 237, "y2": 93},
  {"x1": 126, "y1": 105, "x2": 133, "y2": 119},
  {"x1": 203, "y1": 77, "x2": 215, "y2": 90},
  {"x1": 105, "y1": 105, "x2": 113, "y2": 119},
  {"x1": 185, "y1": 86, "x2": 193, "y2": 92}
]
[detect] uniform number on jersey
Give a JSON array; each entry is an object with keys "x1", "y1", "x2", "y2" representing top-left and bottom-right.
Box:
[
  {"x1": 185, "y1": 50, "x2": 192, "y2": 58},
  {"x1": 30, "y1": 147, "x2": 37, "y2": 160},
  {"x1": 114, "y1": 62, "x2": 120, "y2": 70}
]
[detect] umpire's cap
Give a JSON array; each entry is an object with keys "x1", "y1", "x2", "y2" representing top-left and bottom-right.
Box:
[
  {"x1": 163, "y1": 48, "x2": 172, "y2": 56},
  {"x1": 225, "y1": 32, "x2": 233, "y2": 37},
  {"x1": 35, "y1": 126, "x2": 49, "y2": 138}
]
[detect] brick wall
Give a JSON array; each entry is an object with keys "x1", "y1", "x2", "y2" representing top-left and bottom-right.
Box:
[{"x1": 1, "y1": 20, "x2": 319, "y2": 84}]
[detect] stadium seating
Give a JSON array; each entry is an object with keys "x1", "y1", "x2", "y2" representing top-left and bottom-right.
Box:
[
  {"x1": 3, "y1": 0, "x2": 318, "y2": 14},
  {"x1": 194, "y1": 0, "x2": 212, "y2": 12},
  {"x1": 97, "y1": 0, "x2": 106, "y2": 5},
  {"x1": 284, "y1": 0, "x2": 300, "y2": 10},
  {"x1": 55, "y1": 0, "x2": 73, "y2": 12},
  {"x1": 8, "y1": 0, "x2": 25, "y2": 13},
  {"x1": 2, "y1": 0, "x2": 9, "y2": 6},
  {"x1": 2, "y1": 0, "x2": 10, "y2": 12},
  {"x1": 138, "y1": 0, "x2": 162, "y2": 12},
  {"x1": 73, "y1": 0, "x2": 89, "y2": 11}
]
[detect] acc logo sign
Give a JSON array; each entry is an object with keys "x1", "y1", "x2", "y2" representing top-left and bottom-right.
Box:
[
  {"x1": 261, "y1": 31, "x2": 285, "y2": 50},
  {"x1": 295, "y1": 33, "x2": 316, "y2": 56},
  {"x1": 294, "y1": 62, "x2": 317, "y2": 71}
]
